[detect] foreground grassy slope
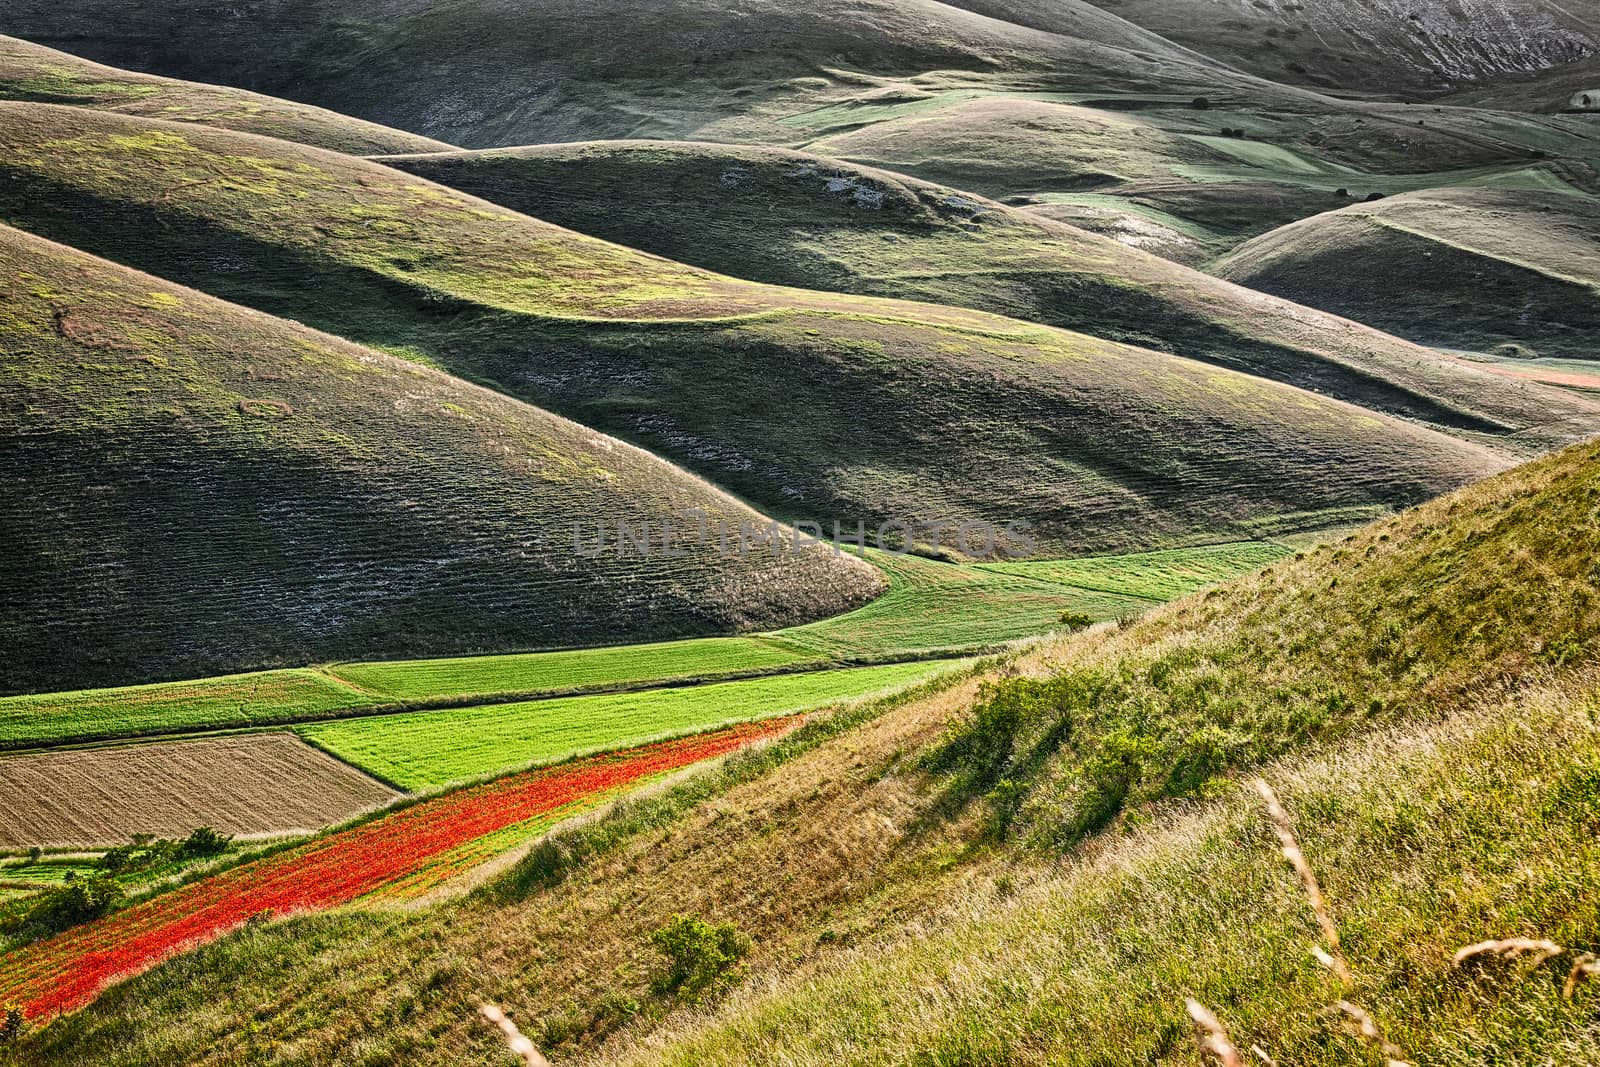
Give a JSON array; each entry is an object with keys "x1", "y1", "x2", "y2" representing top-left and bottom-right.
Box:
[
  {"x1": 19, "y1": 412, "x2": 1600, "y2": 1066},
  {"x1": 0, "y1": 104, "x2": 1509, "y2": 556},
  {"x1": 0, "y1": 35, "x2": 451, "y2": 154},
  {"x1": 622, "y1": 674, "x2": 1600, "y2": 1067},
  {"x1": 0, "y1": 224, "x2": 881, "y2": 694},
  {"x1": 1217, "y1": 186, "x2": 1600, "y2": 362},
  {"x1": 0, "y1": 1, "x2": 1279, "y2": 146},
  {"x1": 384, "y1": 139, "x2": 1598, "y2": 435}
]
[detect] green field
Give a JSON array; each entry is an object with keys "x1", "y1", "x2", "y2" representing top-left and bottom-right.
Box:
[
  {"x1": 0, "y1": 544, "x2": 1306, "y2": 751},
  {"x1": 298, "y1": 661, "x2": 952, "y2": 790},
  {"x1": 326, "y1": 637, "x2": 815, "y2": 703},
  {"x1": 981, "y1": 541, "x2": 1291, "y2": 602},
  {"x1": 0, "y1": 670, "x2": 377, "y2": 750},
  {"x1": 769, "y1": 552, "x2": 1150, "y2": 657}
]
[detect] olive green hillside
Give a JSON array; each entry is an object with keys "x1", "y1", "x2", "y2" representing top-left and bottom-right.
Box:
[
  {"x1": 21, "y1": 402, "x2": 1600, "y2": 1067},
  {"x1": 0, "y1": 0, "x2": 1284, "y2": 147},
  {"x1": 1083, "y1": 0, "x2": 1600, "y2": 97},
  {"x1": 381, "y1": 138, "x2": 1600, "y2": 438},
  {"x1": 0, "y1": 104, "x2": 1512, "y2": 556},
  {"x1": 790, "y1": 91, "x2": 1600, "y2": 257},
  {"x1": 0, "y1": 224, "x2": 884, "y2": 695},
  {"x1": 1216, "y1": 186, "x2": 1600, "y2": 362},
  {"x1": 0, "y1": 35, "x2": 452, "y2": 155}
]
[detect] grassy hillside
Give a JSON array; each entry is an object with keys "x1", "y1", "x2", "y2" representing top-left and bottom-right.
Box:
[
  {"x1": 1084, "y1": 0, "x2": 1600, "y2": 96},
  {"x1": 0, "y1": 223, "x2": 882, "y2": 694},
  {"x1": 383, "y1": 139, "x2": 1599, "y2": 436},
  {"x1": 15, "y1": 430, "x2": 1600, "y2": 1066},
  {"x1": 0, "y1": 35, "x2": 451, "y2": 154},
  {"x1": 0, "y1": 0, "x2": 1279, "y2": 147},
  {"x1": 786, "y1": 89, "x2": 1600, "y2": 246},
  {"x1": 1216, "y1": 187, "x2": 1600, "y2": 364},
  {"x1": 0, "y1": 104, "x2": 1511, "y2": 557}
]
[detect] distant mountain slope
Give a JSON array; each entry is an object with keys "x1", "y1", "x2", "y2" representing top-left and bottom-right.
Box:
[
  {"x1": 0, "y1": 35, "x2": 451, "y2": 154},
  {"x1": 1216, "y1": 187, "x2": 1600, "y2": 361},
  {"x1": 0, "y1": 225, "x2": 883, "y2": 694},
  {"x1": 0, "y1": 104, "x2": 1514, "y2": 555},
  {"x1": 1083, "y1": 0, "x2": 1600, "y2": 96},
  {"x1": 0, "y1": 0, "x2": 1285, "y2": 146},
  {"x1": 383, "y1": 139, "x2": 1600, "y2": 438}
]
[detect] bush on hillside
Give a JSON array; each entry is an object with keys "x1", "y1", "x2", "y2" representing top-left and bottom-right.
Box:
[
  {"x1": 649, "y1": 915, "x2": 750, "y2": 997},
  {"x1": 10, "y1": 873, "x2": 123, "y2": 939}
]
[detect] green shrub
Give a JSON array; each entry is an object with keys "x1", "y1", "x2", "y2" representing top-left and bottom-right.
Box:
[
  {"x1": 1058, "y1": 611, "x2": 1094, "y2": 631},
  {"x1": 178, "y1": 826, "x2": 232, "y2": 859},
  {"x1": 0, "y1": 1005, "x2": 23, "y2": 1042},
  {"x1": 649, "y1": 914, "x2": 750, "y2": 997},
  {"x1": 12, "y1": 873, "x2": 123, "y2": 937}
]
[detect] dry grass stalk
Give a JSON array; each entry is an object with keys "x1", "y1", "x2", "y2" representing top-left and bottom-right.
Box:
[
  {"x1": 1453, "y1": 938, "x2": 1565, "y2": 967},
  {"x1": 478, "y1": 1003, "x2": 551, "y2": 1067},
  {"x1": 1565, "y1": 953, "x2": 1598, "y2": 999},
  {"x1": 1185, "y1": 998, "x2": 1245, "y2": 1067},
  {"x1": 1254, "y1": 779, "x2": 1353, "y2": 986},
  {"x1": 1334, "y1": 1000, "x2": 1412, "y2": 1067},
  {"x1": 1249, "y1": 1042, "x2": 1278, "y2": 1066}
]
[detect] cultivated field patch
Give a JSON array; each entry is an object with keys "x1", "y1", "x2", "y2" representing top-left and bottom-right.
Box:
[
  {"x1": 0, "y1": 718, "x2": 797, "y2": 1020},
  {"x1": 298, "y1": 660, "x2": 949, "y2": 791},
  {"x1": 0, "y1": 734, "x2": 399, "y2": 849},
  {"x1": 0, "y1": 670, "x2": 378, "y2": 750},
  {"x1": 326, "y1": 636, "x2": 814, "y2": 703}
]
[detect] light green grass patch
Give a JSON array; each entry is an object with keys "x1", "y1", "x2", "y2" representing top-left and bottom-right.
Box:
[
  {"x1": 0, "y1": 669, "x2": 378, "y2": 749},
  {"x1": 981, "y1": 541, "x2": 1290, "y2": 602},
  {"x1": 327, "y1": 637, "x2": 815, "y2": 702},
  {"x1": 298, "y1": 661, "x2": 953, "y2": 791},
  {"x1": 768, "y1": 552, "x2": 1151, "y2": 658}
]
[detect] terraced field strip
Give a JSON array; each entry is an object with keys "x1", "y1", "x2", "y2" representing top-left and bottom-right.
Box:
[
  {"x1": 0, "y1": 548, "x2": 1245, "y2": 753},
  {"x1": 298, "y1": 660, "x2": 950, "y2": 791},
  {"x1": 979, "y1": 541, "x2": 1292, "y2": 603},
  {"x1": 0, "y1": 718, "x2": 796, "y2": 1020},
  {"x1": 0, "y1": 669, "x2": 378, "y2": 750},
  {"x1": 324, "y1": 635, "x2": 815, "y2": 703}
]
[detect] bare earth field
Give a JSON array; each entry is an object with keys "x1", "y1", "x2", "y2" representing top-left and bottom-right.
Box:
[{"x1": 0, "y1": 734, "x2": 399, "y2": 849}]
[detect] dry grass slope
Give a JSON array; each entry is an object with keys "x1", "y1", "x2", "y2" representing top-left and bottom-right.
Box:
[{"x1": 0, "y1": 223, "x2": 882, "y2": 693}]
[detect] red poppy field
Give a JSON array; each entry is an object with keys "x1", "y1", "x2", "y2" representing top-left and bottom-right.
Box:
[{"x1": 0, "y1": 717, "x2": 797, "y2": 1020}]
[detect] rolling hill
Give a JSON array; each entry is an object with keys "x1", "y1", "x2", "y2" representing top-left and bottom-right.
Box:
[
  {"x1": 1083, "y1": 0, "x2": 1600, "y2": 97},
  {"x1": 0, "y1": 102, "x2": 1517, "y2": 557},
  {"x1": 1216, "y1": 186, "x2": 1600, "y2": 363},
  {"x1": 16, "y1": 374, "x2": 1600, "y2": 1067},
  {"x1": 0, "y1": 0, "x2": 1291, "y2": 146},
  {"x1": 0, "y1": 35, "x2": 451, "y2": 155},
  {"x1": 0, "y1": 223, "x2": 883, "y2": 694},
  {"x1": 382, "y1": 138, "x2": 1600, "y2": 436}
]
